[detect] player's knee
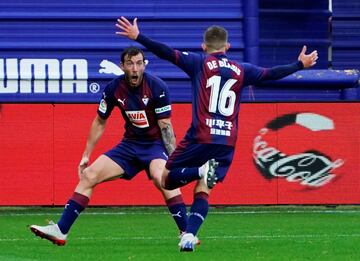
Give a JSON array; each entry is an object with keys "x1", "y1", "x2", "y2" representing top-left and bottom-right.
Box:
[{"x1": 80, "y1": 167, "x2": 100, "y2": 187}]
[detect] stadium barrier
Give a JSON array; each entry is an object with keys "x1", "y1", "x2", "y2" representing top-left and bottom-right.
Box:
[
  {"x1": 253, "y1": 69, "x2": 360, "y2": 100},
  {"x1": 0, "y1": 102, "x2": 359, "y2": 206}
]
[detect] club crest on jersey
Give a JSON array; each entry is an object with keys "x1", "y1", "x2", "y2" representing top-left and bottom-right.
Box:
[
  {"x1": 125, "y1": 110, "x2": 149, "y2": 128},
  {"x1": 142, "y1": 95, "x2": 149, "y2": 106}
]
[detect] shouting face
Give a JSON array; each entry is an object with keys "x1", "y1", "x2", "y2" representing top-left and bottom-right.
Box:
[{"x1": 121, "y1": 53, "x2": 145, "y2": 88}]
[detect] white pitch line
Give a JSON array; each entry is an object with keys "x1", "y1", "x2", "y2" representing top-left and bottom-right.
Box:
[
  {"x1": 2, "y1": 209, "x2": 360, "y2": 217},
  {"x1": 2, "y1": 233, "x2": 360, "y2": 242}
]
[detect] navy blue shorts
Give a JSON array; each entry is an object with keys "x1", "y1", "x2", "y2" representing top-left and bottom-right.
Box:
[
  {"x1": 165, "y1": 139, "x2": 235, "y2": 182},
  {"x1": 104, "y1": 139, "x2": 168, "y2": 180}
]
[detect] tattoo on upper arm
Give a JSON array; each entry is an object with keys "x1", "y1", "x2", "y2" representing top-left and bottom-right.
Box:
[{"x1": 160, "y1": 122, "x2": 176, "y2": 156}]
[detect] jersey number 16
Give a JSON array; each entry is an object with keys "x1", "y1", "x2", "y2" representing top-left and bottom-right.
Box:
[{"x1": 206, "y1": 75, "x2": 237, "y2": 117}]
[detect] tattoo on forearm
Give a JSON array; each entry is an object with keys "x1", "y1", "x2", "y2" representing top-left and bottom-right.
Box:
[{"x1": 161, "y1": 123, "x2": 176, "y2": 156}]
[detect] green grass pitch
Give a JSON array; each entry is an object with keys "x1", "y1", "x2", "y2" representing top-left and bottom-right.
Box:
[{"x1": 1, "y1": 206, "x2": 360, "y2": 261}]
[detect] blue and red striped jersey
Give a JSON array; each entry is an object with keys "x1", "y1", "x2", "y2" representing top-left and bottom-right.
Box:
[
  {"x1": 97, "y1": 72, "x2": 172, "y2": 141},
  {"x1": 136, "y1": 34, "x2": 303, "y2": 146}
]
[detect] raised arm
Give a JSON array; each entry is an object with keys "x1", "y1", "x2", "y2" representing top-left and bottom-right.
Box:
[
  {"x1": 116, "y1": 16, "x2": 177, "y2": 63},
  {"x1": 115, "y1": 16, "x2": 139, "y2": 40},
  {"x1": 298, "y1": 45, "x2": 318, "y2": 68},
  {"x1": 244, "y1": 46, "x2": 318, "y2": 85},
  {"x1": 264, "y1": 45, "x2": 318, "y2": 80}
]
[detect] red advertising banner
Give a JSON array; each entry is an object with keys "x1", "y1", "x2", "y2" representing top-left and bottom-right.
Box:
[
  {"x1": 231, "y1": 103, "x2": 360, "y2": 204},
  {"x1": 0, "y1": 103, "x2": 359, "y2": 205}
]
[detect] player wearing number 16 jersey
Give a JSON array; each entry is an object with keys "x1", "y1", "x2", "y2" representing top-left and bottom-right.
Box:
[{"x1": 116, "y1": 17, "x2": 318, "y2": 251}]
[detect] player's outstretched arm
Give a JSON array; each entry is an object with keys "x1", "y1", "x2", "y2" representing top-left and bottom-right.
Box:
[
  {"x1": 249, "y1": 45, "x2": 319, "y2": 84},
  {"x1": 297, "y1": 45, "x2": 318, "y2": 68},
  {"x1": 115, "y1": 16, "x2": 177, "y2": 64},
  {"x1": 115, "y1": 16, "x2": 139, "y2": 40}
]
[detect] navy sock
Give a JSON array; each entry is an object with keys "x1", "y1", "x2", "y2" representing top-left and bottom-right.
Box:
[
  {"x1": 186, "y1": 192, "x2": 209, "y2": 236},
  {"x1": 166, "y1": 195, "x2": 188, "y2": 232},
  {"x1": 57, "y1": 192, "x2": 89, "y2": 234},
  {"x1": 164, "y1": 167, "x2": 200, "y2": 190}
]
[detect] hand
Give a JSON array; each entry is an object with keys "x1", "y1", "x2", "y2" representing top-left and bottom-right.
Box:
[
  {"x1": 78, "y1": 156, "x2": 89, "y2": 176},
  {"x1": 115, "y1": 16, "x2": 139, "y2": 40},
  {"x1": 298, "y1": 45, "x2": 318, "y2": 68}
]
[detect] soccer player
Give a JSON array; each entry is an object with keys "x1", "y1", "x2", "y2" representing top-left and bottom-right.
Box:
[
  {"x1": 116, "y1": 17, "x2": 318, "y2": 251},
  {"x1": 29, "y1": 46, "x2": 190, "y2": 246}
]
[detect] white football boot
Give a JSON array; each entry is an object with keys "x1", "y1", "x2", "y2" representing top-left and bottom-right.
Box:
[
  {"x1": 202, "y1": 159, "x2": 219, "y2": 189},
  {"x1": 30, "y1": 221, "x2": 67, "y2": 246},
  {"x1": 179, "y1": 232, "x2": 196, "y2": 252},
  {"x1": 179, "y1": 231, "x2": 200, "y2": 246}
]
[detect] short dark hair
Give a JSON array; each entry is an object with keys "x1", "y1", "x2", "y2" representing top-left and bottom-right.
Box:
[
  {"x1": 121, "y1": 46, "x2": 145, "y2": 63},
  {"x1": 203, "y1": 26, "x2": 228, "y2": 50}
]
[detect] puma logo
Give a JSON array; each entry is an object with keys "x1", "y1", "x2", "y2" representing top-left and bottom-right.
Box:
[
  {"x1": 117, "y1": 98, "x2": 126, "y2": 106},
  {"x1": 99, "y1": 60, "x2": 124, "y2": 76},
  {"x1": 159, "y1": 91, "x2": 166, "y2": 98},
  {"x1": 171, "y1": 211, "x2": 182, "y2": 218}
]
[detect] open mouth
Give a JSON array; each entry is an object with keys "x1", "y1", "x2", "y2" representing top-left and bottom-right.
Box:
[
  {"x1": 130, "y1": 75, "x2": 140, "y2": 85},
  {"x1": 131, "y1": 75, "x2": 139, "y2": 81},
  {"x1": 127, "y1": 74, "x2": 141, "y2": 87}
]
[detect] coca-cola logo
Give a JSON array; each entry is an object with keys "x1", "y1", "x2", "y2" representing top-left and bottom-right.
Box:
[{"x1": 253, "y1": 112, "x2": 344, "y2": 188}]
